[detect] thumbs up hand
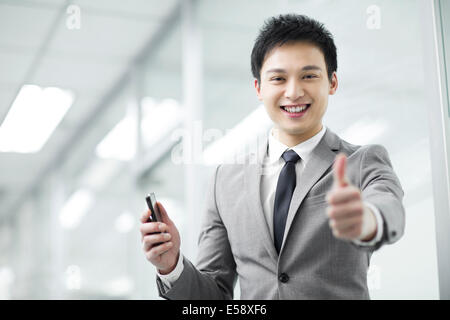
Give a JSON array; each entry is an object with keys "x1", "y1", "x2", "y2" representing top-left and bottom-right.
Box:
[{"x1": 326, "y1": 153, "x2": 377, "y2": 241}]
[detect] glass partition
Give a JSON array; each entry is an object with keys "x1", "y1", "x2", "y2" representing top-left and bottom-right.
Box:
[{"x1": 197, "y1": 0, "x2": 439, "y2": 299}]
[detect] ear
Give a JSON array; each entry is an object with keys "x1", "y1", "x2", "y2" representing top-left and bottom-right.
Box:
[
  {"x1": 329, "y1": 72, "x2": 338, "y2": 95},
  {"x1": 254, "y1": 79, "x2": 262, "y2": 101}
]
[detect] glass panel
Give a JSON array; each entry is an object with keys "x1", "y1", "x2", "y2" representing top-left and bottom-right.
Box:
[
  {"x1": 198, "y1": 0, "x2": 438, "y2": 299},
  {"x1": 438, "y1": 0, "x2": 450, "y2": 116}
]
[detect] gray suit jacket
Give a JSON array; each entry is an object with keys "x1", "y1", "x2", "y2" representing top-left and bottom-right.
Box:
[{"x1": 156, "y1": 128, "x2": 405, "y2": 299}]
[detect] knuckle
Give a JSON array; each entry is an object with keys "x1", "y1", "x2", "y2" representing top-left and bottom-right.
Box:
[
  {"x1": 142, "y1": 235, "x2": 151, "y2": 246},
  {"x1": 349, "y1": 202, "x2": 360, "y2": 213},
  {"x1": 148, "y1": 249, "x2": 157, "y2": 261},
  {"x1": 145, "y1": 251, "x2": 152, "y2": 261},
  {"x1": 327, "y1": 207, "x2": 335, "y2": 218},
  {"x1": 144, "y1": 234, "x2": 157, "y2": 245},
  {"x1": 149, "y1": 222, "x2": 158, "y2": 233},
  {"x1": 356, "y1": 205, "x2": 364, "y2": 215},
  {"x1": 326, "y1": 193, "x2": 333, "y2": 203},
  {"x1": 159, "y1": 234, "x2": 167, "y2": 242}
]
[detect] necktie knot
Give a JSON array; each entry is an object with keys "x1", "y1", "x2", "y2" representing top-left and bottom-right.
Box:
[{"x1": 282, "y1": 149, "x2": 300, "y2": 163}]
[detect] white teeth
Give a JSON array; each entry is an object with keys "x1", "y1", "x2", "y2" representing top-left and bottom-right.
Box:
[{"x1": 284, "y1": 105, "x2": 308, "y2": 113}]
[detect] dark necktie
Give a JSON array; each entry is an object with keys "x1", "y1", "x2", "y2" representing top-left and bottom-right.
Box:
[{"x1": 273, "y1": 149, "x2": 300, "y2": 254}]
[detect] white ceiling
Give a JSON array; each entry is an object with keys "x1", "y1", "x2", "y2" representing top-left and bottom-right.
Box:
[
  {"x1": 0, "y1": 0, "x2": 179, "y2": 216},
  {"x1": 0, "y1": 0, "x2": 431, "y2": 220}
]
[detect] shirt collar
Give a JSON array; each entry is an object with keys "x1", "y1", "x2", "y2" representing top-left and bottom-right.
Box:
[{"x1": 267, "y1": 125, "x2": 327, "y2": 164}]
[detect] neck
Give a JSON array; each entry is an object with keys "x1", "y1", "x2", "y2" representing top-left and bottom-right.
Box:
[{"x1": 273, "y1": 125, "x2": 323, "y2": 147}]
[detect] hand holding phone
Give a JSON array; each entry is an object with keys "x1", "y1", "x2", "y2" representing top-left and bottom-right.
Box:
[{"x1": 140, "y1": 193, "x2": 181, "y2": 274}]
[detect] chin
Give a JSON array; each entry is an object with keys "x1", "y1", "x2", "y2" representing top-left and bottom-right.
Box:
[{"x1": 280, "y1": 126, "x2": 308, "y2": 136}]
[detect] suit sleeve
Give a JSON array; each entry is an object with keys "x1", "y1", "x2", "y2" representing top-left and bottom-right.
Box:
[
  {"x1": 156, "y1": 165, "x2": 237, "y2": 299},
  {"x1": 355, "y1": 144, "x2": 405, "y2": 252}
]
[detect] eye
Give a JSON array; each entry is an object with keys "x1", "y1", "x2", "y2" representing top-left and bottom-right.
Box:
[
  {"x1": 270, "y1": 77, "x2": 284, "y2": 82},
  {"x1": 303, "y1": 74, "x2": 318, "y2": 80}
]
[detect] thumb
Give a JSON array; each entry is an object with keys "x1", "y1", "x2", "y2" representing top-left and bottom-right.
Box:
[
  {"x1": 156, "y1": 201, "x2": 172, "y2": 225},
  {"x1": 333, "y1": 153, "x2": 349, "y2": 188}
]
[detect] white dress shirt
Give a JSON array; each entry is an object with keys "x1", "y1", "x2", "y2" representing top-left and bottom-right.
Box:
[{"x1": 158, "y1": 125, "x2": 384, "y2": 287}]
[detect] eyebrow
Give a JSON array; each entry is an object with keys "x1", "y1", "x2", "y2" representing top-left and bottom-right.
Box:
[{"x1": 265, "y1": 65, "x2": 322, "y2": 74}]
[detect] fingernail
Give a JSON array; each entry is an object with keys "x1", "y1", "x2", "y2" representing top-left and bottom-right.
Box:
[
  {"x1": 158, "y1": 223, "x2": 164, "y2": 231},
  {"x1": 164, "y1": 233, "x2": 171, "y2": 240}
]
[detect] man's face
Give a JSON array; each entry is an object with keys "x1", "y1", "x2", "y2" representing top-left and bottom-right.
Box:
[{"x1": 255, "y1": 41, "x2": 338, "y2": 145}]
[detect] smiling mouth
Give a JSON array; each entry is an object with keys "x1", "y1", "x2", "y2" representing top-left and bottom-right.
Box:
[{"x1": 280, "y1": 104, "x2": 311, "y2": 113}]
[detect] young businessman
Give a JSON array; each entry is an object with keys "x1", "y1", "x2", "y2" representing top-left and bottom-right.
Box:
[{"x1": 139, "y1": 14, "x2": 405, "y2": 299}]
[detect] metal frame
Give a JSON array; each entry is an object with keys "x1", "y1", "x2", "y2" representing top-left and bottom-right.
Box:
[
  {"x1": 421, "y1": 0, "x2": 450, "y2": 300},
  {"x1": 181, "y1": 0, "x2": 204, "y2": 259}
]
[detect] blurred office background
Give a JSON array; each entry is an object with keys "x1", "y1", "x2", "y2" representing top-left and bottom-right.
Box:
[{"x1": 0, "y1": 0, "x2": 450, "y2": 299}]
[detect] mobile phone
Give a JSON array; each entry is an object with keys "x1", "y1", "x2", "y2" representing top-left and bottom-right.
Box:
[{"x1": 145, "y1": 192, "x2": 162, "y2": 223}]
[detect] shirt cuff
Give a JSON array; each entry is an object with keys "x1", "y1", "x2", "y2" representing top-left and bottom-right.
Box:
[
  {"x1": 157, "y1": 253, "x2": 184, "y2": 288},
  {"x1": 352, "y1": 202, "x2": 384, "y2": 246}
]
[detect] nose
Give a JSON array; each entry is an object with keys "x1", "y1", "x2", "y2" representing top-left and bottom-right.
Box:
[{"x1": 284, "y1": 79, "x2": 304, "y2": 101}]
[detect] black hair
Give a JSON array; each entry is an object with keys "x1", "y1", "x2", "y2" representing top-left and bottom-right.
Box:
[{"x1": 251, "y1": 14, "x2": 337, "y2": 83}]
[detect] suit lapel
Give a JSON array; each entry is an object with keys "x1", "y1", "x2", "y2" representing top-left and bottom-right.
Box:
[
  {"x1": 280, "y1": 128, "x2": 341, "y2": 252},
  {"x1": 244, "y1": 136, "x2": 279, "y2": 262}
]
